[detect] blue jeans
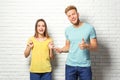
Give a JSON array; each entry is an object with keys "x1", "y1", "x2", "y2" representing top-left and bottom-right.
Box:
[
  {"x1": 65, "y1": 65, "x2": 92, "y2": 80},
  {"x1": 30, "y1": 72, "x2": 52, "y2": 80}
]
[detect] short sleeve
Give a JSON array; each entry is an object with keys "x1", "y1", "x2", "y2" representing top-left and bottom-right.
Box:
[
  {"x1": 65, "y1": 29, "x2": 69, "y2": 40},
  {"x1": 50, "y1": 38, "x2": 53, "y2": 42},
  {"x1": 48, "y1": 37, "x2": 53, "y2": 43},
  {"x1": 27, "y1": 37, "x2": 33, "y2": 44},
  {"x1": 90, "y1": 27, "x2": 96, "y2": 39}
]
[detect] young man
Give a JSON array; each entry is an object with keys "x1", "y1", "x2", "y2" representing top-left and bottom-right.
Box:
[{"x1": 55, "y1": 5, "x2": 98, "y2": 80}]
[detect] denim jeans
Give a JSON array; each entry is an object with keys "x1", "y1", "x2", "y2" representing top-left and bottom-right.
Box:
[
  {"x1": 65, "y1": 65, "x2": 92, "y2": 80},
  {"x1": 30, "y1": 72, "x2": 52, "y2": 80}
]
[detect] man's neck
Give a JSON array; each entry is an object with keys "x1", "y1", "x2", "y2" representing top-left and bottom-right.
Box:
[{"x1": 73, "y1": 21, "x2": 83, "y2": 28}]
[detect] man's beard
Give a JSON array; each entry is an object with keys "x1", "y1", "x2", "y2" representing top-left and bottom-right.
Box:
[{"x1": 73, "y1": 19, "x2": 80, "y2": 26}]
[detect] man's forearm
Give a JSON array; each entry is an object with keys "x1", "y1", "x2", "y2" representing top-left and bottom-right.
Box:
[
  {"x1": 61, "y1": 46, "x2": 69, "y2": 52},
  {"x1": 86, "y1": 44, "x2": 98, "y2": 52}
]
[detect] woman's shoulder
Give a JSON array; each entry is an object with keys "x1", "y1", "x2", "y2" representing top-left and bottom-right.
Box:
[
  {"x1": 27, "y1": 36, "x2": 35, "y2": 41},
  {"x1": 47, "y1": 37, "x2": 53, "y2": 42},
  {"x1": 28, "y1": 36, "x2": 34, "y2": 39}
]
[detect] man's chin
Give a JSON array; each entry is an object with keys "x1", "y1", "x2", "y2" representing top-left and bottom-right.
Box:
[
  {"x1": 71, "y1": 21, "x2": 77, "y2": 24},
  {"x1": 72, "y1": 20, "x2": 79, "y2": 25},
  {"x1": 73, "y1": 22, "x2": 79, "y2": 25}
]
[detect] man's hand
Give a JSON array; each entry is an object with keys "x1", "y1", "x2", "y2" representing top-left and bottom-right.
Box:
[
  {"x1": 54, "y1": 47, "x2": 63, "y2": 53},
  {"x1": 79, "y1": 38, "x2": 88, "y2": 50}
]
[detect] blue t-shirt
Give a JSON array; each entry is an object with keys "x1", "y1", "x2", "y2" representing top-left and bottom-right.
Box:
[{"x1": 65, "y1": 23, "x2": 96, "y2": 67}]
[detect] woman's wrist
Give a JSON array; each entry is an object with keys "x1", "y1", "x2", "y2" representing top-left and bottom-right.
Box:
[{"x1": 27, "y1": 45, "x2": 32, "y2": 49}]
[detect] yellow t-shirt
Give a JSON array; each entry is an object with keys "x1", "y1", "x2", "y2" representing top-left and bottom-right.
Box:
[{"x1": 27, "y1": 36, "x2": 52, "y2": 73}]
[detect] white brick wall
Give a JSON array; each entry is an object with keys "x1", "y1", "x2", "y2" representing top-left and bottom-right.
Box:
[{"x1": 0, "y1": 0, "x2": 120, "y2": 80}]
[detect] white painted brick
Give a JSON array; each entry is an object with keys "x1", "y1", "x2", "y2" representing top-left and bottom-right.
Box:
[{"x1": 0, "y1": 0, "x2": 120, "y2": 80}]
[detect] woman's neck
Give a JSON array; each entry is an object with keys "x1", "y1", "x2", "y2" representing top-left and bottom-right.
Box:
[
  {"x1": 35, "y1": 34, "x2": 46, "y2": 41},
  {"x1": 38, "y1": 34, "x2": 44, "y2": 38}
]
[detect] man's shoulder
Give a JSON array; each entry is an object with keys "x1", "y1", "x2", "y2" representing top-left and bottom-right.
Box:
[
  {"x1": 66, "y1": 25, "x2": 73, "y2": 31},
  {"x1": 84, "y1": 22, "x2": 95, "y2": 30}
]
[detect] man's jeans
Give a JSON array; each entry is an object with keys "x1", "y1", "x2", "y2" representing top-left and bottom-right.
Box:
[{"x1": 65, "y1": 65, "x2": 92, "y2": 80}]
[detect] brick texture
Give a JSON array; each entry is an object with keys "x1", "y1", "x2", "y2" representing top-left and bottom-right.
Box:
[{"x1": 0, "y1": 0, "x2": 120, "y2": 80}]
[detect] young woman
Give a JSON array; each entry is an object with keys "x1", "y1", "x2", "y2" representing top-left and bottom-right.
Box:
[{"x1": 24, "y1": 19, "x2": 54, "y2": 80}]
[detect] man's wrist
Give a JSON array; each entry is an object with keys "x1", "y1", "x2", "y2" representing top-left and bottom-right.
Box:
[
  {"x1": 86, "y1": 44, "x2": 90, "y2": 49},
  {"x1": 61, "y1": 47, "x2": 69, "y2": 53},
  {"x1": 60, "y1": 48, "x2": 63, "y2": 53}
]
